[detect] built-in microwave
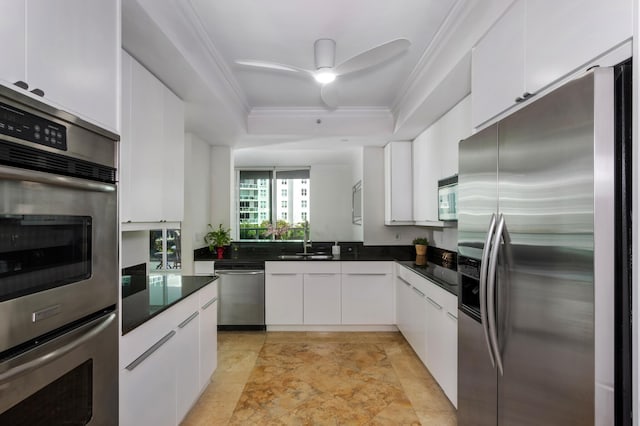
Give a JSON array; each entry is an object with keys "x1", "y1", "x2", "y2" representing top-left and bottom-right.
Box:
[{"x1": 438, "y1": 175, "x2": 458, "y2": 221}]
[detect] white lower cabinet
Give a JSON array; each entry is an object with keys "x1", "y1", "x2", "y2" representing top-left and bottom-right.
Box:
[
  {"x1": 341, "y1": 262, "x2": 394, "y2": 325},
  {"x1": 265, "y1": 261, "x2": 394, "y2": 327},
  {"x1": 199, "y1": 283, "x2": 218, "y2": 390},
  {"x1": 425, "y1": 282, "x2": 458, "y2": 407},
  {"x1": 120, "y1": 281, "x2": 218, "y2": 425},
  {"x1": 265, "y1": 262, "x2": 304, "y2": 325},
  {"x1": 395, "y1": 263, "x2": 457, "y2": 407},
  {"x1": 120, "y1": 327, "x2": 177, "y2": 426},
  {"x1": 175, "y1": 301, "x2": 201, "y2": 421},
  {"x1": 304, "y1": 272, "x2": 341, "y2": 324}
]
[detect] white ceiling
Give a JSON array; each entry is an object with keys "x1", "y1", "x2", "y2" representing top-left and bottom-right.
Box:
[
  {"x1": 189, "y1": 0, "x2": 456, "y2": 109},
  {"x1": 123, "y1": 0, "x2": 477, "y2": 151}
]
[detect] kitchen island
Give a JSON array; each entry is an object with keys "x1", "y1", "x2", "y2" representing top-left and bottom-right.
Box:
[{"x1": 120, "y1": 274, "x2": 218, "y2": 426}]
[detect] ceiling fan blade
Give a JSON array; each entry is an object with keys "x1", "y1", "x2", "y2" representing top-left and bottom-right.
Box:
[
  {"x1": 333, "y1": 38, "x2": 411, "y2": 76},
  {"x1": 235, "y1": 60, "x2": 312, "y2": 75},
  {"x1": 320, "y1": 84, "x2": 338, "y2": 109}
]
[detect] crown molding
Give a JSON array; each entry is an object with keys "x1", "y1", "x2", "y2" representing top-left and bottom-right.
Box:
[{"x1": 391, "y1": 0, "x2": 471, "y2": 115}]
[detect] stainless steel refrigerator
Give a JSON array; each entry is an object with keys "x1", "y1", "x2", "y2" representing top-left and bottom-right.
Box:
[{"x1": 457, "y1": 64, "x2": 631, "y2": 426}]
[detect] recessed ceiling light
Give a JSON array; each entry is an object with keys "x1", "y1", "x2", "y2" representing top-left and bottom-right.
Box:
[{"x1": 314, "y1": 68, "x2": 336, "y2": 84}]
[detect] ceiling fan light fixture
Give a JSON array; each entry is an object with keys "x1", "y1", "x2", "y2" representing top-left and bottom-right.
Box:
[{"x1": 314, "y1": 68, "x2": 336, "y2": 84}]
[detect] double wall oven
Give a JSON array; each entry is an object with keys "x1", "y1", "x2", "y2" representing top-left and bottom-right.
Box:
[{"x1": 0, "y1": 87, "x2": 118, "y2": 424}]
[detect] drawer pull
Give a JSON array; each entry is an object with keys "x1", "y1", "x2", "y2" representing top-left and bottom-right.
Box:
[
  {"x1": 202, "y1": 297, "x2": 218, "y2": 310},
  {"x1": 178, "y1": 311, "x2": 199, "y2": 328},
  {"x1": 397, "y1": 276, "x2": 412, "y2": 287},
  {"x1": 126, "y1": 331, "x2": 175, "y2": 371},
  {"x1": 427, "y1": 297, "x2": 443, "y2": 310},
  {"x1": 345, "y1": 273, "x2": 387, "y2": 276},
  {"x1": 270, "y1": 273, "x2": 297, "y2": 276},
  {"x1": 411, "y1": 287, "x2": 425, "y2": 298},
  {"x1": 446, "y1": 311, "x2": 458, "y2": 321}
]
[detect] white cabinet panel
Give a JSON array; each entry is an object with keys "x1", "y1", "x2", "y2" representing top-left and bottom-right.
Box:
[
  {"x1": 384, "y1": 141, "x2": 413, "y2": 225},
  {"x1": 471, "y1": 0, "x2": 525, "y2": 127},
  {"x1": 525, "y1": 0, "x2": 632, "y2": 94},
  {"x1": 342, "y1": 272, "x2": 394, "y2": 325},
  {"x1": 175, "y1": 308, "x2": 200, "y2": 421},
  {"x1": 265, "y1": 264, "x2": 303, "y2": 325},
  {"x1": 120, "y1": 51, "x2": 133, "y2": 222},
  {"x1": 303, "y1": 273, "x2": 341, "y2": 324},
  {"x1": 0, "y1": 2, "x2": 25, "y2": 85},
  {"x1": 199, "y1": 284, "x2": 218, "y2": 390},
  {"x1": 26, "y1": 0, "x2": 119, "y2": 130},
  {"x1": 121, "y1": 53, "x2": 185, "y2": 223},
  {"x1": 412, "y1": 135, "x2": 441, "y2": 224},
  {"x1": 161, "y1": 88, "x2": 185, "y2": 222},
  {"x1": 120, "y1": 331, "x2": 177, "y2": 426},
  {"x1": 395, "y1": 264, "x2": 457, "y2": 406}
]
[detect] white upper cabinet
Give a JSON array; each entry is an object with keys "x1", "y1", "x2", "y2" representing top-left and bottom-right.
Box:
[
  {"x1": 472, "y1": 0, "x2": 632, "y2": 128},
  {"x1": 471, "y1": 0, "x2": 525, "y2": 128},
  {"x1": 0, "y1": 0, "x2": 119, "y2": 132},
  {"x1": 525, "y1": 0, "x2": 632, "y2": 94},
  {"x1": 121, "y1": 50, "x2": 185, "y2": 224},
  {"x1": 413, "y1": 96, "x2": 470, "y2": 226},
  {"x1": 384, "y1": 141, "x2": 413, "y2": 225},
  {"x1": 412, "y1": 135, "x2": 441, "y2": 224}
]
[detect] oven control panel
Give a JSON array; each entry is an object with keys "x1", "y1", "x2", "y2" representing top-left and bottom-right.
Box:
[{"x1": 0, "y1": 102, "x2": 67, "y2": 150}]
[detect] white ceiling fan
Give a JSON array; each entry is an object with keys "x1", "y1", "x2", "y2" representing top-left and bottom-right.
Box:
[{"x1": 235, "y1": 38, "x2": 411, "y2": 109}]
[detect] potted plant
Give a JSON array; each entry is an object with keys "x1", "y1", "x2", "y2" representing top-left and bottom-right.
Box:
[
  {"x1": 412, "y1": 237, "x2": 429, "y2": 256},
  {"x1": 204, "y1": 224, "x2": 231, "y2": 259}
]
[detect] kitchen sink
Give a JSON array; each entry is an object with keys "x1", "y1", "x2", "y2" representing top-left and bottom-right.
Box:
[{"x1": 277, "y1": 254, "x2": 333, "y2": 260}]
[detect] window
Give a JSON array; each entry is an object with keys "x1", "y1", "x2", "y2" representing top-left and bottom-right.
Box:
[
  {"x1": 237, "y1": 169, "x2": 310, "y2": 240},
  {"x1": 150, "y1": 227, "x2": 181, "y2": 270}
]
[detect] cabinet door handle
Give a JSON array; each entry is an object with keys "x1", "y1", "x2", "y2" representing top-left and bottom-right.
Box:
[
  {"x1": 306, "y1": 273, "x2": 335, "y2": 277},
  {"x1": 269, "y1": 273, "x2": 297, "y2": 276},
  {"x1": 446, "y1": 311, "x2": 458, "y2": 321},
  {"x1": 14, "y1": 81, "x2": 28, "y2": 90},
  {"x1": 411, "y1": 287, "x2": 425, "y2": 298},
  {"x1": 30, "y1": 88, "x2": 45, "y2": 97},
  {"x1": 397, "y1": 276, "x2": 412, "y2": 287},
  {"x1": 178, "y1": 311, "x2": 199, "y2": 328},
  {"x1": 202, "y1": 297, "x2": 218, "y2": 310},
  {"x1": 426, "y1": 297, "x2": 443, "y2": 310},
  {"x1": 345, "y1": 273, "x2": 387, "y2": 276},
  {"x1": 125, "y1": 331, "x2": 175, "y2": 371}
]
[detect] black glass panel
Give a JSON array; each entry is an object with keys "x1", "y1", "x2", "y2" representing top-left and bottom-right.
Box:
[
  {"x1": 0, "y1": 215, "x2": 91, "y2": 302},
  {"x1": 0, "y1": 360, "x2": 93, "y2": 425}
]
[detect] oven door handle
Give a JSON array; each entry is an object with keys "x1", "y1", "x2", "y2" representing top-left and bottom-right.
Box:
[
  {"x1": 0, "y1": 164, "x2": 116, "y2": 193},
  {"x1": 0, "y1": 311, "x2": 116, "y2": 385}
]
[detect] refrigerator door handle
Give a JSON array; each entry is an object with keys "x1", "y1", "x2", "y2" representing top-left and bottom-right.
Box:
[
  {"x1": 480, "y1": 213, "x2": 497, "y2": 368},
  {"x1": 488, "y1": 214, "x2": 506, "y2": 376}
]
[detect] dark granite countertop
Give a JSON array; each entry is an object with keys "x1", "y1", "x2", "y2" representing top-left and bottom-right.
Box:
[
  {"x1": 397, "y1": 261, "x2": 459, "y2": 296},
  {"x1": 194, "y1": 242, "x2": 414, "y2": 262},
  {"x1": 121, "y1": 274, "x2": 217, "y2": 335}
]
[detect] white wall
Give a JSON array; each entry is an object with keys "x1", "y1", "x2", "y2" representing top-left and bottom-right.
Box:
[
  {"x1": 122, "y1": 231, "x2": 148, "y2": 269},
  {"x1": 210, "y1": 145, "x2": 234, "y2": 234},
  {"x1": 310, "y1": 164, "x2": 352, "y2": 241},
  {"x1": 182, "y1": 133, "x2": 212, "y2": 274},
  {"x1": 234, "y1": 147, "x2": 360, "y2": 241}
]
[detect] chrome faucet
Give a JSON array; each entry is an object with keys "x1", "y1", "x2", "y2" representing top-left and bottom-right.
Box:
[{"x1": 302, "y1": 221, "x2": 311, "y2": 254}]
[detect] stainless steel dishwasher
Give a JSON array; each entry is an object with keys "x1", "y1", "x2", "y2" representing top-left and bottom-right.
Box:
[{"x1": 214, "y1": 261, "x2": 265, "y2": 330}]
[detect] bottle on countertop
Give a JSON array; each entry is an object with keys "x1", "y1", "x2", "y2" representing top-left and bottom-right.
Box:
[{"x1": 332, "y1": 241, "x2": 340, "y2": 256}]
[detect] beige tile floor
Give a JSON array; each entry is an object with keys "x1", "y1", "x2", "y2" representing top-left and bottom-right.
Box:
[{"x1": 181, "y1": 331, "x2": 456, "y2": 425}]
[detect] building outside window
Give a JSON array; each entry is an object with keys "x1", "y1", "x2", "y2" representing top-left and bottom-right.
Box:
[{"x1": 237, "y1": 169, "x2": 310, "y2": 240}]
